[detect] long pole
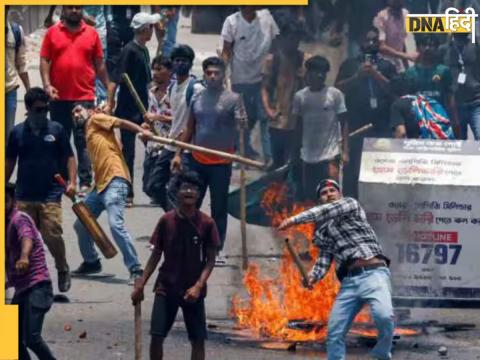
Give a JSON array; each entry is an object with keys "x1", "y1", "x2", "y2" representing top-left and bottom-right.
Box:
[
  {"x1": 149, "y1": 135, "x2": 264, "y2": 169},
  {"x1": 285, "y1": 239, "x2": 309, "y2": 285},
  {"x1": 239, "y1": 116, "x2": 248, "y2": 270},
  {"x1": 134, "y1": 303, "x2": 141, "y2": 360}
]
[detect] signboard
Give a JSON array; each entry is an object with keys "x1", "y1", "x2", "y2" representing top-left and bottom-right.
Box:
[{"x1": 359, "y1": 138, "x2": 480, "y2": 306}]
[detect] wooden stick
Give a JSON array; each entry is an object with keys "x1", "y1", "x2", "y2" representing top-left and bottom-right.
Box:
[
  {"x1": 121, "y1": 73, "x2": 147, "y2": 115},
  {"x1": 239, "y1": 121, "x2": 248, "y2": 270},
  {"x1": 285, "y1": 239, "x2": 309, "y2": 285},
  {"x1": 134, "y1": 303, "x2": 141, "y2": 360},
  {"x1": 149, "y1": 135, "x2": 265, "y2": 169},
  {"x1": 349, "y1": 123, "x2": 373, "y2": 138}
]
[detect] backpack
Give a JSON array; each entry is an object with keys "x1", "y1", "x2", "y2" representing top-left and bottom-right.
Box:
[
  {"x1": 402, "y1": 94, "x2": 455, "y2": 140},
  {"x1": 167, "y1": 76, "x2": 204, "y2": 107},
  {"x1": 10, "y1": 22, "x2": 22, "y2": 54}
]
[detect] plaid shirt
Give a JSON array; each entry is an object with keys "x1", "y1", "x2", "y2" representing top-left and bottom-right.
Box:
[{"x1": 290, "y1": 197, "x2": 388, "y2": 282}]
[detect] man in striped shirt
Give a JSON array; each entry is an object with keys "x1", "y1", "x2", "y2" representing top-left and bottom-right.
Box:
[{"x1": 278, "y1": 179, "x2": 394, "y2": 360}]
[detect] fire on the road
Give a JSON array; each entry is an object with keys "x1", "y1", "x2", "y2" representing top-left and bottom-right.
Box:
[{"x1": 231, "y1": 182, "x2": 418, "y2": 342}]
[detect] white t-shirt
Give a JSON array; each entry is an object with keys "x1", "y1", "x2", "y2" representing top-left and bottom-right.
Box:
[
  {"x1": 165, "y1": 78, "x2": 203, "y2": 152},
  {"x1": 221, "y1": 9, "x2": 279, "y2": 85},
  {"x1": 291, "y1": 86, "x2": 347, "y2": 163}
]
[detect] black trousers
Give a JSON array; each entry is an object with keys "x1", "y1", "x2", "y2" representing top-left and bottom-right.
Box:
[
  {"x1": 12, "y1": 281, "x2": 56, "y2": 360},
  {"x1": 269, "y1": 128, "x2": 294, "y2": 170},
  {"x1": 49, "y1": 100, "x2": 94, "y2": 187}
]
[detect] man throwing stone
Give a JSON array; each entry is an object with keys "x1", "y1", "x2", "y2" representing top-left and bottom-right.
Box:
[
  {"x1": 71, "y1": 105, "x2": 152, "y2": 284},
  {"x1": 278, "y1": 179, "x2": 394, "y2": 360}
]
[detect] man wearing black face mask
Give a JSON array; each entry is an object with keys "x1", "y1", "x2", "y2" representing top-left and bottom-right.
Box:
[
  {"x1": 335, "y1": 28, "x2": 397, "y2": 198},
  {"x1": 6, "y1": 87, "x2": 77, "y2": 293}
]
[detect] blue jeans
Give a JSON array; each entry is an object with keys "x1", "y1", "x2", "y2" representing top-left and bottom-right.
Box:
[
  {"x1": 327, "y1": 267, "x2": 394, "y2": 360},
  {"x1": 459, "y1": 102, "x2": 480, "y2": 140},
  {"x1": 162, "y1": 11, "x2": 179, "y2": 58},
  {"x1": 5, "y1": 89, "x2": 17, "y2": 143},
  {"x1": 232, "y1": 83, "x2": 272, "y2": 161},
  {"x1": 74, "y1": 178, "x2": 141, "y2": 272}
]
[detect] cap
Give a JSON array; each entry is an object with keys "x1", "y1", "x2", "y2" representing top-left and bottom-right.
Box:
[
  {"x1": 316, "y1": 179, "x2": 341, "y2": 198},
  {"x1": 130, "y1": 12, "x2": 161, "y2": 30}
]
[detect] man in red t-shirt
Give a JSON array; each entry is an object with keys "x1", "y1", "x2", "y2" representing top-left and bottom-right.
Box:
[
  {"x1": 40, "y1": 5, "x2": 110, "y2": 195},
  {"x1": 131, "y1": 172, "x2": 219, "y2": 360}
]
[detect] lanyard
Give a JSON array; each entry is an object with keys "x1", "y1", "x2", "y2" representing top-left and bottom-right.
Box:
[{"x1": 452, "y1": 40, "x2": 466, "y2": 72}]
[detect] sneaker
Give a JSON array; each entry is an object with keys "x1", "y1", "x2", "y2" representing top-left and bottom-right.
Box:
[
  {"x1": 77, "y1": 185, "x2": 90, "y2": 197},
  {"x1": 126, "y1": 197, "x2": 134, "y2": 208},
  {"x1": 58, "y1": 270, "x2": 71, "y2": 292},
  {"x1": 215, "y1": 252, "x2": 227, "y2": 266},
  {"x1": 128, "y1": 268, "x2": 143, "y2": 286},
  {"x1": 72, "y1": 260, "x2": 102, "y2": 275}
]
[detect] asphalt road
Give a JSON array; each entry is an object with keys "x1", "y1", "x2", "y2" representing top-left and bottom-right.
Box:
[{"x1": 7, "y1": 11, "x2": 480, "y2": 360}]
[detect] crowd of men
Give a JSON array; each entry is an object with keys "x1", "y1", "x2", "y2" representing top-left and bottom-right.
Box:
[{"x1": 4, "y1": 2, "x2": 480, "y2": 359}]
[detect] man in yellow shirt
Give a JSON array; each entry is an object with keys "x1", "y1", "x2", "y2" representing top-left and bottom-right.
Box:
[{"x1": 71, "y1": 105, "x2": 153, "y2": 284}]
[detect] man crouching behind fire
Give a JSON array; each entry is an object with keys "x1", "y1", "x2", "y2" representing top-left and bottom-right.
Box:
[{"x1": 278, "y1": 179, "x2": 394, "y2": 360}]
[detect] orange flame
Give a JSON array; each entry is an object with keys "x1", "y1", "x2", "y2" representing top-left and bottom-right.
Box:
[{"x1": 231, "y1": 182, "x2": 415, "y2": 341}]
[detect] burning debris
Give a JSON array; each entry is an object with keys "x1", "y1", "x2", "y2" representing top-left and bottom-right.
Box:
[{"x1": 231, "y1": 182, "x2": 425, "y2": 344}]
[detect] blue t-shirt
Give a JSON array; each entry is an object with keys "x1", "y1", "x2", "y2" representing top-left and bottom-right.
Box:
[{"x1": 6, "y1": 120, "x2": 73, "y2": 202}]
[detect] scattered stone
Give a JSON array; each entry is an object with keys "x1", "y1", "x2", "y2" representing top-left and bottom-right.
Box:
[
  {"x1": 79, "y1": 331, "x2": 87, "y2": 339},
  {"x1": 64, "y1": 324, "x2": 72, "y2": 332},
  {"x1": 77, "y1": 319, "x2": 83, "y2": 322},
  {"x1": 107, "y1": 346, "x2": 112, "y2": 350},
  {"x1": 438, "y1": 346, "x2": 448, "y2": 356},
  {"x1": 207, "y1": 323, "x2": 218, "y2": 329},
  {"x1": 413, "y1": 343, "x2": 419, "y2": 348}
]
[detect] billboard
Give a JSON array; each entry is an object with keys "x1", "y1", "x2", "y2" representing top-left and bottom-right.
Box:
[{"x1": 359, "y1": 138, "x2": 480, "y2": 306}]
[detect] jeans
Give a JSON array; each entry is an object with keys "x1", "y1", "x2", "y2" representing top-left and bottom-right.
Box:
[
  {"x1": 143, "y1": 149, "x2": 175, "y2": 211},
  {"x1": 16, "y1": 201, "x2": 68, "y2": 272},
  {"x1": 232, "y1": 83, "x2": 272, "y2": 161},
  {"x1": 327, "y1": 267, "x2": 394, "y2": 360},
  {"x1": 50, "y1": 101, "x2": 93, "y2": 187},
  {"x1": 162, "y1": 11, "x2": 179, "y2": 58},
  {"x1": 74, "y1": 177, "x2": 141, "y2": 272},
  {"x1": 459, "y1": 102, "x2": 480, "y2": 140},
  {"x1": 183, "y1": 154, "x2": 232, "y2": 249},
  {"x1": 6, "y1": 89, "x2": 17, "y2": 144},
  {"x1": 12, "y1": 281, "x2": 56, "y2": 360}
]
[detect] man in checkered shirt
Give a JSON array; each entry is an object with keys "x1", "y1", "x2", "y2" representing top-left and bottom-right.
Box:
[{"x1": 278, "y1": 179, "x2": 394, "y2": 360}]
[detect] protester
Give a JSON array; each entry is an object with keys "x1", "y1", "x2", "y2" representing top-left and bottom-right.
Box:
[
  {"x1": 5, "y1": 5, "x2": 30, "y2": 142},
  {"x1": 335, "y1": 28, "x2": 397, "y2": 197},
  {"x1": 131, "y1": 172, "x2": 219, "y2": 360},
  {"x1": 70, "y1": 105, "x2": 152, "y2": 284},
  {"x1": 6, "y1": 183, "x2": 57, "y2": 360},
  {"x1": 261, "y1": 13, "x2": 305, "y2": 170},
  {"x1": 151, "y1": 44, "x2": 203, "y2": 212},
  {"x1": 142, "y1": 56, "x2": 174, "y2": 205},
  {"x1": 439, "y1": 33, "x2": 480, "y2": 140},
  {"x1": 105, "y1": 5, "x2": 141, "y2": 78},
  {"x1": 330, "y1": 0, "x2": 386, "y2": 57},
  {"x1": 389, "y1": 74, "x2": 456, "y2": 139},
  {"x1": 151, "y1": 6, "x2": 180, "y2": 57},
  {"x1": 278, "y1": 179, "x2": 394, "y2": 360},
  {"x1": 291, "y1": 56, "x2": 349, "y2": 202},
  {"x1": 83, "y1": 6, "x2": 109, "y2": 105},
  {"x1": 6, "y1": 87, "x2": 76, "y2": 293},
  {"x1": 44, "y1": 5, "x2": 108, "y2": 105},
  {"x1": 404, "y1": 34, "x2": 460, "y2": 136},
  {"x1": 373, "y1": 0, "x2": 416, "y2": 72},
  {"x1": 221, "y1": 6, "x2": 279, "y2": 163},
  {"x1": 106, "y1": 12, "x2": 159, "y2": 206},
  {"x1": 171, "y1": 57, "x2": 246, "y2": 264},
  {"x1": 40, "y1": 5, "x2": 109, "y2": 196}
]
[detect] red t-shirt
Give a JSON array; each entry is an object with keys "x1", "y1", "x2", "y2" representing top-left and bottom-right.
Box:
[
  {"x1": 40, "y1": 21, "x2": 103, "y2": 101},
  {"x1": 150, "y1": 210, "x2": 220, "y2": 297}
]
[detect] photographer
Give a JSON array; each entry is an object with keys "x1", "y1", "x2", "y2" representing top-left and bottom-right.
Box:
[{"x1": 335, "y1": 28, "x2": 397, "y2": 198}]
